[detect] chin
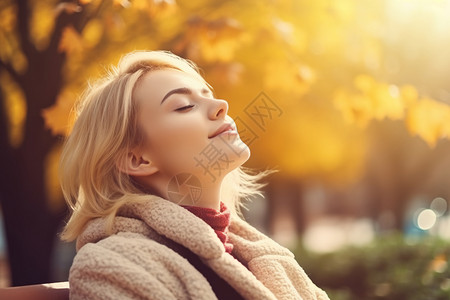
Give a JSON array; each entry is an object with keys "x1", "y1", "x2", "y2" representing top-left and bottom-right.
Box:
[
  {"x1": 234, "y1": 146, "x2": 251, "y2": 166},
  {"x1": 242, "y1": 147, "x2": 251, "y2": 162}
]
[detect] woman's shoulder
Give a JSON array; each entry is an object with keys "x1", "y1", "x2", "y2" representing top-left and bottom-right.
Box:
[
  {"x1": 74, "y1": 232, "x2": 167, "y2": 267},
  {"x1": 71, "y1": 233, "x2": 184, "y2": 285},
  {"x1": 76, "y1": 214, "x2": 164, "y2": 250},
  {"x1": 70, "y1": 232, "x2": 217, "y2": 300},
  {"x1": 229, "y1": 217, "x2": 295, "y2": 259}
]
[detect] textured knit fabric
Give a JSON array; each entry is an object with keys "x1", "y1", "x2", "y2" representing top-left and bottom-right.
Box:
[
  {"x1": 167, "y1": 237, "x2": 246, "y2": 300},
  {"x1": 182, "y1": 202, "x2": 233, "y2": 253},
  {"x1": 69, "y1": 195, "x2": 330, "y2": 300}
]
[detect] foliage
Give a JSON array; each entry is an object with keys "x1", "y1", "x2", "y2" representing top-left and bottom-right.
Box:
[
  {"x1": 295, "y1": 234, "x2": 450, "y2": 300},
  {"x1": 2, "y1": 0, "x2": 450, "y2": 188}
]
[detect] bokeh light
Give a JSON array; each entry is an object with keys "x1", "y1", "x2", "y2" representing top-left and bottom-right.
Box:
[
  {"x1": 430, "y1": 197, "x2": 448, "y2": 217},
  {"x1": 417, "y1": 209, "x2": 437, "y2": 230}
]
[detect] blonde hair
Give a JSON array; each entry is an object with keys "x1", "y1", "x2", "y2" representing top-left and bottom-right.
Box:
[{"x1": 60, "y1": 50, "x2": 269, "y2": 242}]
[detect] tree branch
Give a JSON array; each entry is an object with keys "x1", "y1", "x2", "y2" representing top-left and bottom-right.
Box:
[
  {"x1": 45, "y1": 1, "x2": 89, "y2": 60},
  {"x1": 0, "y1": 59, "x2": 21, "y2": 84},
  {"x1": 75, "y1": 0, "x2": 108, "y2": 32},
  {"x1": 16, "y1": 0, "x2": 36, "y2": 60}
]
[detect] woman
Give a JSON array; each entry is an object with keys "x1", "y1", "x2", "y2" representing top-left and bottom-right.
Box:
[{"x1": 60, "y1": 50, "x2": 329, "y2": 300}]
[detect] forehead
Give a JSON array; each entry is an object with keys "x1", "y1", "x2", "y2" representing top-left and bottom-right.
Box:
[{"x1": 134, "y1": 68, "x2": 209, "y2": 104}]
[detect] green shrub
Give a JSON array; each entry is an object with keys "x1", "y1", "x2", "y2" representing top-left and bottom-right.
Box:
[{"x1": 294, "y1": 234, "x2": 450, "y2": 300}]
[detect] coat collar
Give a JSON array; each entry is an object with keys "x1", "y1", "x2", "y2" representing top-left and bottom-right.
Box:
[
  {"x1": 77, "y1": 195, "x2": 224, "y2": 259},
  {"x1": 76, "y1": 195, "x2": 293, "y2": 262}
]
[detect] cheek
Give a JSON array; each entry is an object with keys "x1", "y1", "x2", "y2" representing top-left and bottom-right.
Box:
[{"x1": 144, "y1": 118, "x2": 209, "y2": 171}]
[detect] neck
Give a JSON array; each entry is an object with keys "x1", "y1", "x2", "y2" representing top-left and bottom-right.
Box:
[
  {"x1": 143, "y1": 172, "x2": 223, "y2": 211},
  {"x1": 186, "y1": 184, "x2": 221, "y2": 210}
]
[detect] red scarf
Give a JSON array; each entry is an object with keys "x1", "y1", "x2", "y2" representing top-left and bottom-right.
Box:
[{"x1": 182, "y1": 202, "x2": 233, "y2": 254}]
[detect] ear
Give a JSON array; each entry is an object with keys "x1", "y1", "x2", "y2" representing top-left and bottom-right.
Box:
[{"x1": 117, "y1": 151, "x2": 159, "y2": 177}]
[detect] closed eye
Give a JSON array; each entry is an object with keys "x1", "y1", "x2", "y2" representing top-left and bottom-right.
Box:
[{"x1": 175, "y1": 105, "x2": 195, "y2": 111}]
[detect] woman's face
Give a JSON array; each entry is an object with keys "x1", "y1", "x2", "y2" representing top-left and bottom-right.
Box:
[{"x1": 133, "y1": 68, "x2": 250, "y2": 182}]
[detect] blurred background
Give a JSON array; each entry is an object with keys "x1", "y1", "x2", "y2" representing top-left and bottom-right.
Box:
[{"x1": 1, "y1": 0, "x2": 450, "y2": 298}]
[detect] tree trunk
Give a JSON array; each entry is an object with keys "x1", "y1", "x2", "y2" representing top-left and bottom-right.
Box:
[
  {"x1": 265, "y1": 176, "x2": 305, "y2": 237},
  {"x1": 0, "y1": 24, "x2": 68, "y2": 284},
  {"x1": 0, "y1": 0, "x2": 96, "y2": 284},
  {"x1": 0, "y1": 79, "x2": 66, "y2": 285}
]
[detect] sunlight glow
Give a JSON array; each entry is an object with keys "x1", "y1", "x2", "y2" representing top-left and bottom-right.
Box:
[{"x1": 387, "y1": 0, "x2": 450, "y2": 33}]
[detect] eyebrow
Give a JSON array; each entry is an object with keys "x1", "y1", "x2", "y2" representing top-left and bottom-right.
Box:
[{"x1": 160, "y1": 87, "x2": 212, "y2": 105}]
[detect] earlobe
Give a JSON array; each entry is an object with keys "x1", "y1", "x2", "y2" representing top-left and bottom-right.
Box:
[{"x1": 117, "y1": 152, "x2": 159, "y2": 176}]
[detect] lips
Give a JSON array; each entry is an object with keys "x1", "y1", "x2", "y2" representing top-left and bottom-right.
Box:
[{"x1": 209, "y1": 123, "x2": 236, "y2": 139}]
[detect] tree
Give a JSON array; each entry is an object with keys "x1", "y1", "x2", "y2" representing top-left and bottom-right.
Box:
[{"x1": 0, "y1": 0, "x2": 117, "y2": 285}]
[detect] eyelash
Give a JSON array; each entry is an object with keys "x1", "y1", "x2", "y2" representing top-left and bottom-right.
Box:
[{"x1": 175, "y1": 104, "x2": 195, "y2": 111}]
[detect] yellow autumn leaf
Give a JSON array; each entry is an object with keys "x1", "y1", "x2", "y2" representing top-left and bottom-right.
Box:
[
  {"x1": 147, "y1": 0, "x2": 177, "y2": 18},
  {"x1": 335, "y1": 75, "x2": 406, "y2": 127},
  {"x1": 207, "y1": 62, "x2": 243, "y2": 86},
  {"x1": 130, "y1": 0, "x2": 176, "y2": 17},
  {"x1": 0, "y1": 4, "x2": 17, "y2": 33},
  {"x1": 349, "y1": 94, "x2": 373, "y2": 127},
  {"x1": 11, "y1": 51, "x2": 28, "y2": 74},
  {"x1": 132, "y1": 0, "x2": 149, "y2": 10},
  {"x1": 103, "y1": 12, "x2": 127, "y2": 42},
  {"x1": 334, "y1": 93, "x2": 360, "y2": 126},
  {"x1": 29, "y1": 1, "x2": 55, "y2": 50},
  {"x1": 270, "y1": 18, "x2": 307, "y2": 54},
  {"x1": 0, "y1": 71, "x2": 27, "y2": 148},
  {"x1": 354, "y1": 74, "x2": 375, "y2": 93},
  {"x1": 200, "y1": 38, "x2": 238, "y2": 62},
  {"x1": 82, "y1": 19, "x2": 103, "y2": 48},
  {"x1": 58, "y1": 26, "x2": 84, "y2": 54},
  {"x1": 198, "y1": 18, "x2": 242, "y2": 62},
  {"x1": 406, "y1": 98, "x2": 450, "y2": 147},
  {"x1": 297, "y1": 65, "x2": 316, "y2": 84},
  {"x1": 208, "y1": 17, "x2": 242, "y2": 39},
  {"x1": 41, "y1": 90, "x2": 77, "y2": 136},
  {"x1": 113, "y1": 0, "x2": 130, "y2": 8},
  {"x1": 44, "y1": 144, "x2": 64, "y2": 212},
  {"x1": 400, "y1": 85, "x2": 418, "y2": 107},
  {"x1": 264, "y1": 61, "x2": 315, "y2": 95},
  {"x1": 370, "y1": 84, "x2": 404, "y2": 121},
  {"x1": 291, "y1": 28, "x2": 308, "y2": 54},
  {"x1": 272, "y1": 18, "x2": 294, "y2": 44},
  {"x1": 174, "y1": 16, "x2": 243, "y2": 63}
]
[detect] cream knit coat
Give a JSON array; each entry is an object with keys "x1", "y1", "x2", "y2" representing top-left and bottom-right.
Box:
[{"x1": 69, "y1": 196, "x2": 329, "y2": 300}]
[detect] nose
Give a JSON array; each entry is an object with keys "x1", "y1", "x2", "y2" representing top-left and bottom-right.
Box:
[{"x1": 209, "y1": 99, "x2": 229, "y2": 120}]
